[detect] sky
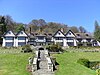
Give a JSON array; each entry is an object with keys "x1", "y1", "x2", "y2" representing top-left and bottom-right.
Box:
[{"x1": 0, "y1": 0, "x2": 100, "y2": 32}]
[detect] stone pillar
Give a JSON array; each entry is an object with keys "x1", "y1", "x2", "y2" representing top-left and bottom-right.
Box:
[
  {"x1": 32, "y1": 58, "x2": 38, "y2": 72},
  {"x1": 28, "y1": 57, "x2": 33, "y2": 65}
]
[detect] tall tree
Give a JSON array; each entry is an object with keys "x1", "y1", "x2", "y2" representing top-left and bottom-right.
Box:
[
  {"x1": 94, "y1": 21, "x2": 100, "y2": 41},
  {"x1": 79, "y1": 26, "x2": 86, "y2": 33},
  {"x1": 15, "y1": 23, "x2": 25, "y2": 32},
  {"x1": 0, "y1": 16, "x2": 7, "y2": 34},
  {"x1": 70, "y1": 26, "x2": 79, "y2": 33},
  {"x1": 38, "y1": 19, "x2": 47, "y2": 26},
  {"x1": 4, "y1": 15, "x2": 15, "y2": 31},
  {"x1": 94, "y1": 20, "x2": 100, "y2": 31}
]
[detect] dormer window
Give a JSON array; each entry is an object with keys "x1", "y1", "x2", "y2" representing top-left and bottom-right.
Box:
[
  {"x1": 35, "y1": 33, "x2": 38, "y2": 35},
  {"x1": 77, "y1": 34, "x2": 80, "y2": 36},
  {"x1": 48, "y1": 34, "x2": 52, "y2": 36},
  {"x1": 44, "y1": 33, "x2": 47, "y2": 35},
  {"x1": 86, "y1": 34, "x2": 88, "y2": 36}
]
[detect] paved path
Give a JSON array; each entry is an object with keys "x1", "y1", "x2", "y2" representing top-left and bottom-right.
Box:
[{"x1": 32, "y1": 50, "x2": 54, "y2": 75}]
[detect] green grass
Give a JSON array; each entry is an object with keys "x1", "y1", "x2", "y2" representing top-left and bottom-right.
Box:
[
  {"x1": 0, "y1": 47, "x2": 22, "y2": 53},
  {"x1": 0, "y1": 47, "x2": 33, "y2": 75},
  {"x1": 54, "y1": 52, "x2": 100, "y2": 75}
]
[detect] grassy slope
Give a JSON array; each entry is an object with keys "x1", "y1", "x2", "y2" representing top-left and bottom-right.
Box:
[
  {"x1": 0, "y1": 47, "x2": 33, "y2": 75},
  {"x1": 55, "y1": 52, "x2": 100, "y2": 75}
]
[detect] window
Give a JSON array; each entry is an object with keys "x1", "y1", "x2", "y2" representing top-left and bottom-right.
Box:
[
  {"x1": 5, "y1": 42, "x2": 13, "y2": 47},
  {"x1": 46, "y1": 38, "x2": 51, "y2": 42},
  {"x1": 30, "y1": 38, "x2": 35, "y2": 41},
  {"x1": 18, "y1": 37, "x2": 26, "y2": 40},
  {"x1": 77, "y1": 34, "x2": 80, "y2": 36},
  {"x1": 58, "y1": 32, "x2": 60, "y2": 35},
  {"x1": 48, "y1": 34, "x2": 52, "y2": 36},
  {"x1": 86, "y1": 34, "x2": 89, "y2": 36},
  {"x1": 86, "y1": 39, "x2": 91, "y2": 42},
  {"x1": 35, "y1": 33, "x2": 38, "y2": 35},
  {"x1": 18, "y1": 42, "x2": 26, "y2": 46},
  {"x1": 55, "y1": 37, "x2": 63, "y2": 40},
  {"x1": 67, "y1": 42, "x2": 74, "y2": 46},
  {"x1": 66, "y1": 37, "x2": 73, "y2": 40},
  {"x1": 59, "y1": 37, "x2": 63, "y2": 40},
  {"x1": 77, "y1": 38, "x2": 82, "y2": 42},
  {"x1": 69, "y1": 32, "x2": 71, "y2": 35},
  {"x1": 5, "y1": 37, "x2": 14, "y2": 40},
  {"x1": 37, "y1": 36, "x2": 44, "y2": 40}
]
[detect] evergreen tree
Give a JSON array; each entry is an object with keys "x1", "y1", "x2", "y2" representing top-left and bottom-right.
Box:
[
  {"x1": 94, "y1": 20, "x2": 100, "y2": 30},
  {"x1": 94, "y1": 21, "x2": 100, "y2": 41},
  {"x1": 79, "y1": 26, "x2": 86, "y2": 33},
  {"x1": 0, "y1": 16, "x2": 7, "y2": 35}
]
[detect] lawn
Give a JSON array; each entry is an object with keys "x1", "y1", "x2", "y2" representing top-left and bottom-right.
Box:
[
  {"x1": 54, "y1": 51, "x2": 100, "y2": 75},
  {"x1": 0, "y1": 47, "x2": 33, "y2": 75}
]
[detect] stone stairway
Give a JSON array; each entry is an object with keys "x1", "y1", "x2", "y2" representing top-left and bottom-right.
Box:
[{"x1": 32, "y1": 48, "x2": 54, "y2": 75}]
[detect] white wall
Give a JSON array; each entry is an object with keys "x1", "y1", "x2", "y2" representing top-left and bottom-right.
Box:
[
  {"x1": 54, "y1": 31, "x2": 65, "y2": 37},
  {"x1": 66, "y1": 31, "x2": 75, "y2": 37},
  {"x1": 2, "y1": 31, "x2": 28, "y2": 47}
]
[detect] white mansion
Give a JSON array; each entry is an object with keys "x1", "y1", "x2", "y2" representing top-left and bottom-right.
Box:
[{"x1": 2, "y1": 29, "x2": 99, "y2": 47}]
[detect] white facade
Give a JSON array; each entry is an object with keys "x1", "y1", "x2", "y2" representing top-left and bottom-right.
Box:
[
  {"x1": 2, "y1": 29, "x2": 98, "y2": 47},
  {"x1": 53, "y1": 30, "x2": 77, "y2": 47},
  {"x1": 53, "y1": 30, "x2": 65, "y2": 46},
  {"x1": 2, "y1": 30, "x2": 28, "y2": 47}
]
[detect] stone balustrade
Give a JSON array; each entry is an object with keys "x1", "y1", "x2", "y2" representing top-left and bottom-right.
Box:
[
  {"x1": 46, "y1": 57, "x2": 53, "y2": 72},
  {"x1": 35, "y1": 51, "x2": 39, "y2": 57},
  {"x1": 30, "y1": 47, "x2": 55, "y2": 74},
  {"x1": 32, "y1": 57, "x2": 38, "y2": 72}
]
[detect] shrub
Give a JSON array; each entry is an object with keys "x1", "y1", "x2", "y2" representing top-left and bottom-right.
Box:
[
  {"x1": 96, "y1": 69, "x2": 100, "y2": 75},
  {"x1": 46, "y1": 44, "x2": 63, "y2": 52},
  {"x1": 22, "y1": 45, "x2": 32, "y2": 53},
  {"x1": 77, "y1": 58, "x2": 90, "y2": 68},
  {"x1": 89, "y1": 61, "x2": 100, "y2": 70}
]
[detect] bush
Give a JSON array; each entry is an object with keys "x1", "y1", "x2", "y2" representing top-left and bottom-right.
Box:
[
  {"x1": 77, "y1": 58, "x2": 90, "y2": 68},
  {"x1": 89, "y1": 61, "x2": 100, "y2": 70},
  {"x1": 96, "y1": 69, "x2": 100, "y2": 75},
  {"x1": 46, "y1": 44, "x2": 63, "y2": 52},
  {"x1": 22, "y1": 45, "x2": 32, "y2": 53}
]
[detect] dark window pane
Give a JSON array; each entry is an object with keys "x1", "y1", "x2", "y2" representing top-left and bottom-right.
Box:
[
  {"x1": 18, "y1": 42, "x2": 26, "y2": 46},
  {"x1": 6, "y1": 42, "x2": 13, "y2": 47},
  {"x1": 66, "y1": 37, "x2": 74, "y2": 40},
  {"x1": 5, "y1": 37, "x2": 14, "y2": 40},
  {"x1": 18, "y1": 37, "x2": 26, "y2": 40}
]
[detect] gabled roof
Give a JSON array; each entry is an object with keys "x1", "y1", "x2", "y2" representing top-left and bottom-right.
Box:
[
  {"x1": 3, "y1": 30, "x2": 29, "y2": 37},
  {"x1": 65, "y1": 30, "x2": 76, "y2": 37},
  {"x1": 16, "y1": 30, "x2": 29, "y2": 37},
  {"x1": 53, "y1": 29, "x2": 65, "y2": 37},
  {"x1": 3, "y1": 30, "x2": 15, "y2": 37}
]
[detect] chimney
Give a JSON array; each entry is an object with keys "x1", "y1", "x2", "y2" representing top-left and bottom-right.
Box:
[
  {"x1": 60, "y1": 28, "x2": 64, "y2": 32},
  {"x1": 30, "y1": 27, "x2": 31, "y2": 34}
]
